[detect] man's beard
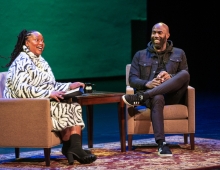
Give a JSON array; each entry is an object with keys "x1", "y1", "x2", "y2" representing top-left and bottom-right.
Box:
[{"x1": 152, "y1": 37, "x2": 166, "y2": 50}]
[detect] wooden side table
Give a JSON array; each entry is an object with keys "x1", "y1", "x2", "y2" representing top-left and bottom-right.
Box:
[{"x1": 76, "y1": 91, "x2": 126, "y2": 152}]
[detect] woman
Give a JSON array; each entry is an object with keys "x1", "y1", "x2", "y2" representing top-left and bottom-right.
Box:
[{"x1": 3, "y1": 30, "x2": 97, "y2": 165}]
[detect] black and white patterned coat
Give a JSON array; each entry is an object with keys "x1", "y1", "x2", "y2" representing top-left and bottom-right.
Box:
[{"x1": 3, "y1": 46, "x2": 85, "y2": 131}]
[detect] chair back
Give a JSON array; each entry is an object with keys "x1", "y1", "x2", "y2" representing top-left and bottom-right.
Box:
[
  {"x1": 126, "y1": 64, "x2": 131, "y2": 86},
  {"x1": 0, "y1": 72, "x2": 7, "y2": 98}
]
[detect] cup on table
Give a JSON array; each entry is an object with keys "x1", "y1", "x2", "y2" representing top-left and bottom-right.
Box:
[{"x1": 84, "y1": 83, "x2": 96, "y2": 93}]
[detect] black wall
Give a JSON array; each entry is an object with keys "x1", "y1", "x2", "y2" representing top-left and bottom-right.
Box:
[
  {"x1": 131, "y1": 19, "x2": 147, "y2": 57},
  {"x1": 147, "y1": 1, "x2": 220, "y2": 92}
]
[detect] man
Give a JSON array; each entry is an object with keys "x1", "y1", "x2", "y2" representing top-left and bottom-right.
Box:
[{"x1": 122, "y1": 22, "x2": 190, "y2": 156}]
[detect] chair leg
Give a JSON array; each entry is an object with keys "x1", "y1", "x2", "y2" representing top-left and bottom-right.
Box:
[
  {"x1": 184, "y1": 134, "x2": 188, "y2": 144},
  {"x1": 128, "y1": 135, "x2": 133, "y2": 151},
  {"x1": 190, "y1": 133, "x2": 195, "y2": 150},
  {"x1": 44, "y1": 148, "x2": 51, "y2": 166},
  {"x1": 15, "y1": 148, "x2": 20, "y2": 158}
]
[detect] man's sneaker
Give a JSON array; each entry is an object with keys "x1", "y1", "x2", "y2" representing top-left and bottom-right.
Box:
[
  {"x1": 158, "y1": 142, "x2": 173, "y2": 156},
  {"x1": 122, "y1": 92, "x2": 144, "y2": 106}
]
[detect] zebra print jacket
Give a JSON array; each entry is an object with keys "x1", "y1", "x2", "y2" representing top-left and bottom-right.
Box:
[{"x1": 4, "y1": 46, "x2": 70, "y2": 99}]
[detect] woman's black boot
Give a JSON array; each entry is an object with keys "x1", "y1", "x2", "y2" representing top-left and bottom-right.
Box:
[
  {"x1": 62, "y1": 140, "x2": 92, "y2": 158},
  {"x1": 62, "y1": 140, "x2": 70, "y2": 158},
  {"x1": 67, "y1": 134, "x2": 97, "y2": 165}
]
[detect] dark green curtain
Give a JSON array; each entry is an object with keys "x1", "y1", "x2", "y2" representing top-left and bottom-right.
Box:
[{"x1": 0, "y1": 0, "x2": 146, "y2": 79}]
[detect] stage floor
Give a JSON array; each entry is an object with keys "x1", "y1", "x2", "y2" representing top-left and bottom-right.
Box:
[
  {"x1": 0, "y1": 136, "x2": 220, "y2": 169},
  {"x1": 0, "y1": 85, "x2": 220, "y2": 169}
]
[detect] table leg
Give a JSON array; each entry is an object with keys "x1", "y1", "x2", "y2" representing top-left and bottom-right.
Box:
[
  {"x1": 86, "y1": 105, "x2": 93, "y2": 148},
  {"x1": 118, "y1": 98, "x2": 126, "y2": 152}
]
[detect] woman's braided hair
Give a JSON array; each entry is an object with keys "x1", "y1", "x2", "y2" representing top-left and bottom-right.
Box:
[{"x1": 5, "y1": 30, "x2": 34, "y2": 67}]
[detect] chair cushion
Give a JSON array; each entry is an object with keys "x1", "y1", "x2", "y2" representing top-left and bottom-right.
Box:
[{"x1": 134, "y1": 104, "x2": 188, "y2": 120}]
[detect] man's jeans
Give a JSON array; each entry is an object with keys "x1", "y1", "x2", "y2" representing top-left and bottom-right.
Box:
[{"x1": 145, "y1": 70, "x2": 190, "y2": 142}]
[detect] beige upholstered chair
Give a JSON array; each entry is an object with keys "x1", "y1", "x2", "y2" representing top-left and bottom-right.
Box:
[
  {"x1": 125, "y1": 64, "x2": 195, "y2": 150},
  {"x1": 0, "y1": 72, "x2": 61, "y2": 166}
]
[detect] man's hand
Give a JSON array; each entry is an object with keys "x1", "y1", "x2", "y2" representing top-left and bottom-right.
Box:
[
  {"x1": 145, "y1": 71, "x2": 172, "y2": 88},
  {"x1": 145, "y1": 78, "x2": 162, "y2": 88},
  {"x1": 157, "y1": 71, "x2": 172, "y2": 83},
  {"x1": 50, "y1": 91, "x2": 65, "y2": 102}
]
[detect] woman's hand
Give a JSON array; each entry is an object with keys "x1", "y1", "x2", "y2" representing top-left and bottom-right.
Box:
[
  {"x1": 69, "y1": 82, "x2": 85, "y2": 90},
  {"x1": 50, "y1": 91, "x2": 65, "y2": 102}
]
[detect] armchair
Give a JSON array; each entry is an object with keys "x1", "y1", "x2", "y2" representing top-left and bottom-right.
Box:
[
  {"x1": 0, "y1": 72, "x2": 61, "y2": 166},
  {"x1": 125, "y1": 64, "x2": 195, "y2": 150}
]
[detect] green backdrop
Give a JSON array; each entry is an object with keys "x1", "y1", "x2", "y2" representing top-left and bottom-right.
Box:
[{"x1": 0, "y1": 0, "x2": 146, "y2": 80}]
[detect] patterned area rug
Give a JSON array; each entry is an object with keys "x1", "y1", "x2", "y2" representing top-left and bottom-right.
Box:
[{"x1": 0, "y1": 135, "x2": 220, "y2": 170}]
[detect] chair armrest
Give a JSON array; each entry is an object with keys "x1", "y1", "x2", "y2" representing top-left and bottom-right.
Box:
[
  {"x1": 186, "y1": 86, "x2": 195, "y2": 132},
  {"x1": 125, "y1": 86, "x2": 135, "y2": 133},
  {"x1": 126, "y1": 86, "x2": 134, "y2": 95},
  {"x1": 0, "y1": 98, "x2": 53, "y2": 147}
]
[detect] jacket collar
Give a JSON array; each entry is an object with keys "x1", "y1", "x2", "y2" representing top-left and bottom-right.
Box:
[{"x1": 146, "y1": 40, "x2": 173, "y2": 58}]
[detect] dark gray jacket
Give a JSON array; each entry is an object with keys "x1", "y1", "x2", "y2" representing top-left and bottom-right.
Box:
[{"x1": 129, "y1": 40, "x2": 189, "y2": 90}]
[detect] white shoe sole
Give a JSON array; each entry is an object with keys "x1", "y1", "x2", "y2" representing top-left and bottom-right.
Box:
[
  {"x1": 158, "y1": 152, "x2": 173, "y2": 156},
  {"x1": 122, "y1": 95, "x2": 133, "y2": 106},
  {"x1": 122, "y1": 95, "x2": 141, "y2": 106}
]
